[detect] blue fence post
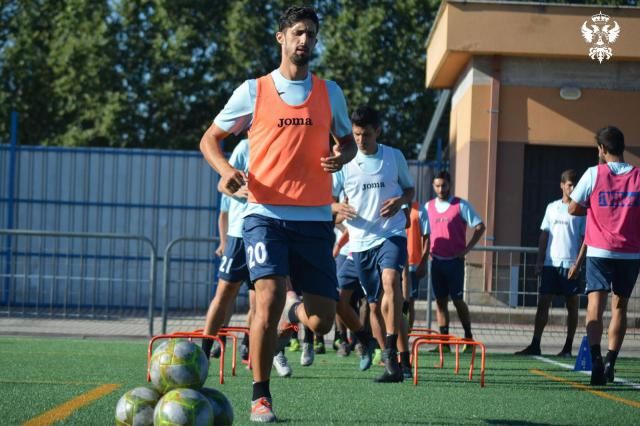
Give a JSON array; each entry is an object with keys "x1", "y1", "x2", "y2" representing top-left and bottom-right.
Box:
[
  {"x1": 436, "y1": 137, "x2": 443, "y2": 171},
  {"x1": 3, "y1": 111, "x2": 18, "y2": 304}
]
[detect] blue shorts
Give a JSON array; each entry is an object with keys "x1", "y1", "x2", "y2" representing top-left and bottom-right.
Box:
[
  {"x1": 352, "y1": 236, "x2": 407, "y2": 303},
  {"x1": 540, "y1": 266, "x2": 580, "y2": 296},
  {"x1": 242, "y1": 214, "x2": 338, "y2": 300},
  {"x1": 218, "y1": 236, "x2": 251, "y2": 285},
  {"x1": 431, "y1": 257, "x2": 464, "y2": 300},
  {"x1": 586, "y1": 257, "x2": 640, "y2": 298},
  {"x1": 336, "y1": 254, "x2": 365, "y2": 300}
]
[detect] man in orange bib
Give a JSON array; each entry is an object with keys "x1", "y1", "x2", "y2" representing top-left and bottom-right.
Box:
[{"x1": 199, "y1": 5, "x2": 356, "y2": 423}]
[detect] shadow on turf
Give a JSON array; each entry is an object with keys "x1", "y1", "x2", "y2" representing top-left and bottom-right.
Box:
[{"x1": 483, "y1": 420, "x2": 559, "y2": 426}]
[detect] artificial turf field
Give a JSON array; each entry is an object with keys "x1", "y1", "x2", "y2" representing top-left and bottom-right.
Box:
[{"x1": 1, "y1": 337, "x2": 639, "y2": 425}]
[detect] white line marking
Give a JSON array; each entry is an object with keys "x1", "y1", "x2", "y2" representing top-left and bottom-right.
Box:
[{"x1": 533, "y1": 355, "x2": 640, "y2": 390}]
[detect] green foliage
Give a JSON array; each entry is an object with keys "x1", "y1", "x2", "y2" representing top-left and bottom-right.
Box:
[{"x1": 1, "y1": 0, "x2": 631, "y2": 154}]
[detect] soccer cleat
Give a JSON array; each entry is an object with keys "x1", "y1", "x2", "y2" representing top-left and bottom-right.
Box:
[
  {"x1": 604, "y1": 361, "x2": 615, "y2": 383},
  {"x1": 332, "y1": 338, "x2": 342, "y2": 351},
  {"x1": 556, "y1": 350, "x2": 572, "y2": 358},
  {"x1": 288, "y1": 338, "x2": 300, "y2": 353},
  {"x1": 240, "y1": 343, "x2": 250, "y2": 361},
  {"x1": 273, "y1": 351, "x2": 292, "y2": 377},
  {"x1": 211, "y1": 340, "x2": 222, "y2": 359},
  {"x1": 514, "y1": 345, "x2": 541, "y2": 356},
  {"x1": 359, "y1": 339, "x2": 377, "y2": 371},
  {"x1": 314, "y1": 340, "x2": 326, "y2": 354},
  {"x1": 250, "y1": 397, "x2": 276, "y2": 423},
  {"x1": 336, "y1": 340, "x2": 351, "y2": 357},
  {"x1": 300, "y1": 343, "x2": 315, "y2": 366},
  {"x1": 402, "y1": 365, "x2": 413, "y2": 380},
  {"x1": 375, "y1": 351, "x2": 404, "y2": 383},
  {"x1": 590, "y1": 358, "x2": 606, "y2": 386},
  {"x1": 372, "y1": 348, "x2": 383, "y2": 365}
]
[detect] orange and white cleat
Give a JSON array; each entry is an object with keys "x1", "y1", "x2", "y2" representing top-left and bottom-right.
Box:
[{"x1": 250, "y1": 397, "x2": 277, "y2": 423}]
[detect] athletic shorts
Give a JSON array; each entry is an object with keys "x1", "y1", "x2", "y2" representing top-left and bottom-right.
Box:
[
  {"x1": 351, "y1": 236, "x2": 407, "y2": 303},
  {"x1": 337, "y1": 255, "x2": 365, "y2": 298},
  {"x1": 586, "y1": 257, "x2": 640, "y2": 298},
  {"x1": 242, "y1": 214, "x2": 338, "y2": 300},
  {"x1": 431, "y1": 257, "x2": 464, "y2": 301},
  {"x1": 539, "y1": 266, "x2": 580, "y2": 296},
  {"x1": 218, "y1": 236, "x2": 252, "y2": 288}
]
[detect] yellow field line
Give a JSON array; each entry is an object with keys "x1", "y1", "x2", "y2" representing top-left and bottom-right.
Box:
[
  {"x1": 531, "y1": 369, "x2": 640, "y2": 409},
  {"x1": 22, "y1": 383, "x2": 120, "y2": 426}
]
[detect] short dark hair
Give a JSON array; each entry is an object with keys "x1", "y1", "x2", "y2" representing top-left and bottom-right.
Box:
[
  {"x1": 278, "y1": 6, "x2": 319, "y2": 32},
  {"x1": 596, "y1": 126, "x2": 625, "y2": 156},
  {"x1": 351, "y1": 105, "x2": 381, "y2": 129},
  {"x1": 560, "y1": 169, "x2": 577, "y2": 183},
  {"x1": 432, "y1": 170, "x2": 451, "y2": 183}
]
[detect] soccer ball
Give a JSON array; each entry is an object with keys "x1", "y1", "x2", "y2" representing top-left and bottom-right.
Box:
[
  {"x1": 149, "y1": 339, "x2": 209, "y2": 394},
  {"x1": 115, "y1": 386, "x2": 160, "y2": 426},
  {"x1": 153, "y1": 388, "x2": 214, "y2": 426},
  {"x1": 200, "y1": 387, "x2": 234, "y2": 425}
]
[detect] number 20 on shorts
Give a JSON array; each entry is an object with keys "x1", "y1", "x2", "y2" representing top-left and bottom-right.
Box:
[{"x1": 247, "y1": 242, "x2": 267, "y2": 269}]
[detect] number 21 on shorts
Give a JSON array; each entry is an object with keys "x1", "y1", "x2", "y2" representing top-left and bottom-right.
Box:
[{"x1": 247, "y1": 242, "x2": 267, "y2": 269}]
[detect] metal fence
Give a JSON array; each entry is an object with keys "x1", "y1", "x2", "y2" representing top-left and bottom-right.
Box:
[
  {"x1": 0, "y1": 229, "x2": 157, "y2": 335},
  {"x1": 161, "y1": 237, "x2": 250, "y2": 334},
  {"x1": 444, "y1": 245, "x2": 640, "y2": 339}
]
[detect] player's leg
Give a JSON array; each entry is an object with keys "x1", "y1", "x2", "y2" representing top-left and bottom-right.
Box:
[
  {"x1": 243, "y1": 215, "x2": 291, "y2": 421},
  {"x1": 202, "y1": 236, "x2": 248, "y2": 358},
  {"x1": 240, "y1": 285, "x2": 255, "y2": 361},
  {"x1": 604, "y1": 259, "x2": 639, "y2": 383},
  {"x1": 515, "y1": 293, "x2": 552, "y2": 356},
  {"x1": 560, "y1": 294, "x2": 578, "y2": 357},
  {"x1": 431, "y1": 258, "x2": 451, "y2": 347}
]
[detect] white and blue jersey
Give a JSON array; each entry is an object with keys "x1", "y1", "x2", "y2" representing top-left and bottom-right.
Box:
[
  {"x1": 224, "y1": 139, "x2": 249, "y2": 238},
  {"x1": 571, "y1": 162, "x2": 640, "y2": 260},
  {"x1": 333, "y1": 144, "x2": 413, "y2": 252},
  {"x1": 214, "y1": 69, "x2": 351, "y2": 222},
  {"x1": 540, "y1": 199, "x2": 585, "y2": 268}
]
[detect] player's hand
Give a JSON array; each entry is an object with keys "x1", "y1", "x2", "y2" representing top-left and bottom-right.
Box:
[
  {"x1": 334, "y1": 202, "x2": 357, "y2": 220},
  {"x1": 215, "y1": 242, "x2": 226, "y2": 258},
  {"x1": 219, "y1": 167, "x2": 247, "y2": 196},
  {"x1": 534, "y1": 263, "x2": 543, "y2": 277},
  {"x1": 321, "y1": 144, "x2": 350, "y2": 173},
  {"x1": 380, "y1": 197, "x2": 403, "y2": 218},
  {"x1": 416, "y1": 260, "x2": 427, "y2": 279},
  {"x1": 234, "y1": 185, "x2": 249, "y2": 200},
  {"x1": 568, "y1": 264, "x2": 579, "y2": 280}
]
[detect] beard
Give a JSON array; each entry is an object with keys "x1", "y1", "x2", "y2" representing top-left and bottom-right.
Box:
[{"x1": 290, "y1": 53, "x2": 311, "y2": 66}]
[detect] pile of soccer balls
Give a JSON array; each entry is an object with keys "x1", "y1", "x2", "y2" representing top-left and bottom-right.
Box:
[{"x1": 115, "y1": 338, "x2": 234, "y2": 425}]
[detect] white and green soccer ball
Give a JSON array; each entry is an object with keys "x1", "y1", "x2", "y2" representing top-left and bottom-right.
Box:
[
  {"x1": 153, "y1": 388, "x2": 214, "y2": 426},
  {"x1": 115, "y1": 386, "x2": 160, "y2": 426},
  {"x1": 150, "y1": 339, "x2": 209, "y2": 394},
  {"x1": 200, "y1": 387, "x2": 234, "y2": 425}
]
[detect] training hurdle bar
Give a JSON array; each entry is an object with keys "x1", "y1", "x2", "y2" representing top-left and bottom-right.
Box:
[{"x1": 411, "y1": 335, "x2": 486, "y2": 387}]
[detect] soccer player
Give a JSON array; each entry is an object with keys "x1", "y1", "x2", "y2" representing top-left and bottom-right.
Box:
[
  {"x1": 422, "y1": 171, "x2": 485, "y2": 348},
  {"x1": 568, "y1": 126, "x2": 640, "y2": 386},
  {"x1": 201, "y1": 139, "x2": 252, "y2": 360},
  {"x1": 516, "y1": 169, "x2": 586, "y2": 357},
  {"x1": 333, "y1": 105, "x2": 415, "y2": 382},
  {"x1": 199, "y1": 6, "x2": 356, "y2": 422},
  {"x1": 403, "y1": 201, "x2": 428, "y2": 329}
]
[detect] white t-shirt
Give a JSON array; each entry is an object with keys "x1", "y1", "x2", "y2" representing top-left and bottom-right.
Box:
[{"x1": 540, "y1": 199, "x2": 585, "y2": 268}]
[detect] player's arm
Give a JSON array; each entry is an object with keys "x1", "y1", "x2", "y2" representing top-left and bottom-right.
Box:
[
  {"x1": 216, "y1": 210, "x2": 229, "y2": 257},
  {"x1": 535, "y1": 231, "x2": 549, "y2": 276},
  {"x1": 568, "y1": 201, "x2": 586, "y2": 216},
  {"x1": 200, "y1": 124, "x2": 246, "y2": 196},
  {"x1": 459, "y1": 222, "x2": 485, "y2": 258},
  {"x1": 322, "y1": 134, "x2": 357, "y2": 173},
  {"x1": 568, "y1": 241, "x2": 587, "y2": 280},
  {"x1": 321, "y1": 82, "x2": 356, "y2": 172},
  {"x1": 380, "y1": 187, "x2": 415, "y2": 218},
  {"x1": 568, "y1": 168, "x2": 593, "y2": 216},
  {"x1": 333, "y1": 229, "x2": 350, "y2": 257}
]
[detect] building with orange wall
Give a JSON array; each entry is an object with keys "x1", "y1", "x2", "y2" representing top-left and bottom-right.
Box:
[{"x1": 425, "y1": 0, "x2": 640, "y2": 298}]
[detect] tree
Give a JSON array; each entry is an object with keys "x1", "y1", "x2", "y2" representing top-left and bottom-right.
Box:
[{"x1": 317, "y1": 0, "x2": 440, "y2": 158}]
